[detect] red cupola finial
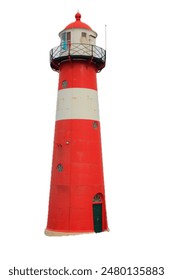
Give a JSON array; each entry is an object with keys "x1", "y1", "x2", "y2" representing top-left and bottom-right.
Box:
[
  {"x1": 75, "y1": 12, "x2": 81, "y2": 21},
  {"x1": 63, "y1": 12, "x2": 92, "y2": 32}
]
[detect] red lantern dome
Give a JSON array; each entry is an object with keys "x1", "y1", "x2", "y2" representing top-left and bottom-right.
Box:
[{"x1": 64, "y1": 12, "x2": 92, "y2": 30}]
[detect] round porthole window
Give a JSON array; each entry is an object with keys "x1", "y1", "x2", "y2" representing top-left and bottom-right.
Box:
[
  {"x1": 57, "y1": 163, "x2": 63, "y2": 172},
  {"x1": 62, "y1": 80, "x2": 68, "y2": 88},
  {"x1": 93, "y1": 121, "x2": 98, "y2": 129}
]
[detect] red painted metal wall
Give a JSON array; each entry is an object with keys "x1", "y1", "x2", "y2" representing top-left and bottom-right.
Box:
[
  {"x1": 58, "y1": 61, "x2": 97, "y2": 90},
  {"x1": 46, "y1": 59, "x2": 108, "y2": 234}
]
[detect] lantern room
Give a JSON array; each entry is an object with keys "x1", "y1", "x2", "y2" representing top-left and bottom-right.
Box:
[
  {"x1": 59, "y1": 12, "x2": 97, "y2": 48},
  {"x1": 50, "y1": 12, "x2": 106, "y2": 72}
]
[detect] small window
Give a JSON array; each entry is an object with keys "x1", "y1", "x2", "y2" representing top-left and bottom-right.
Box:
[
  {"x1": 57, "y1": 164, "x2": 63, "y2": 172},
  {"x1": 62, "y1": 80, "x2": 68, "y2": 88},
  {"x1": 93, "y1": 121, "x2": 98, "y2": 129},
  {"x1": 82, "y1": 32, "x2": 86, "y2": 38}
]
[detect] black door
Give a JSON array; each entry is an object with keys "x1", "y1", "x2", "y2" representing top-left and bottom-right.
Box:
[{"x1": 93, "y1": 204, "x2": 102, "y2": 233}]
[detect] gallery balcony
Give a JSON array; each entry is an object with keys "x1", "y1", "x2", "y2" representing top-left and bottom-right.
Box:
[{"x1": 50, "y1": 43, "x2": 106, "y2": 72}]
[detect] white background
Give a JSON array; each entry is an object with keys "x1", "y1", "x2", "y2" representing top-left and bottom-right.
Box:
[{"x1": 0, "y1": 0, "x2": 173, "y2": 279}]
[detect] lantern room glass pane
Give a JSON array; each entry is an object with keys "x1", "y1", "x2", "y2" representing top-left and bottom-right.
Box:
[
  {"x1": 61, "y1": 32, "x2": 67, "y2": 50},
  {"x1": 61, "y1": 32, "x2": 71, "y2": 50},
  {"x1": 67, "y1": 32, "x2": 71, "y2": 42}
]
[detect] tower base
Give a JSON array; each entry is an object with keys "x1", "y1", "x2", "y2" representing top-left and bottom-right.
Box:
[{"x1": 45, "y1": 229, "x2": 109, "y2": 236}]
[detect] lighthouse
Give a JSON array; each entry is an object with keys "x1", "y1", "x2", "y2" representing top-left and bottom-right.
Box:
[{"x1": 45, "y1": 12, "x2": 108, "y2": 236}]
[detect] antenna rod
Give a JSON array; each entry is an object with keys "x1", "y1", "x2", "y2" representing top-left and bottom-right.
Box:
[{"x1": 105, "y1": 24, "x2": 107, "y2": 50}]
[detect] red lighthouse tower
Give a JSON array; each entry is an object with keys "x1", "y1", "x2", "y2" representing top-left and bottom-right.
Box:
[{"x1": 45, "y1": 12, "x2": 108, "y2": 236}]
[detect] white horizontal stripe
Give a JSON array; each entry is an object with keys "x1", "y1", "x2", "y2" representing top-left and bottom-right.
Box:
[{"x1": 56, "y1": 88, "x2": 100, "y2": 121}]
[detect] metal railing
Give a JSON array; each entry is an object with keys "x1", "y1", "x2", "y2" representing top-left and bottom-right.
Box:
[{"x1": 50, "y1": 43, "x2": 106, "y2": 65}]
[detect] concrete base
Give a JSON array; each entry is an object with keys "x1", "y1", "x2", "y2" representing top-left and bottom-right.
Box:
[
  {"x1": 45, "y1": 228, "x2": 110, "y2": 236},
  {"x1": 45, "y1": 229, "x2": 93, "y2": 236}
]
